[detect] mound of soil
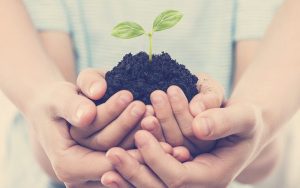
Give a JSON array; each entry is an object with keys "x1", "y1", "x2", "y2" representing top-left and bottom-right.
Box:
[{"x1": 96, "y1": 52, "x2": 199, "y2": 105}]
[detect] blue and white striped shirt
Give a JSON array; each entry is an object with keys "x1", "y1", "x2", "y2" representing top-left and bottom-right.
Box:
[{"x1": 24, "y1": 0, "x2": 283, "y2": 94}]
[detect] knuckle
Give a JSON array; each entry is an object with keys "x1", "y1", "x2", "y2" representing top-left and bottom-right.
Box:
[
  {"x1": 105, "y1": 105, "x2": 119, "y2": 117},
  {"x1": 126, "y1": 164, "x2": 144, "y2": 182},
  {"x1": 157, "y1": 115, "x2": 172, "y2": 125},
  {"x1": 172, "y1": 105, "x2": 186, "y2": 116}
]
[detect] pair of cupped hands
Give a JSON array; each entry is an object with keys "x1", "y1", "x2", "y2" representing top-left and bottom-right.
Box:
[{"x1": 27, "y1": 69, "x2": 269, "y2": 188}]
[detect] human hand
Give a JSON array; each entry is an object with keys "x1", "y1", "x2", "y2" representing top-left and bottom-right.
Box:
[
  {"x1": 26, "y1": 81, "x2": 114, "y2": 187},
  {"x1": 143, "y1": 73, "x2": 225, "y2": 155},
  {"x1": 27, "y1": 79, "x2": 189, "y2": 188},
  {"x1": 103, "y1": 99, "x2": 271, "y2": 187},
  {"x1": 70, "y1": 68, "x2": 149, "y2": 151}
]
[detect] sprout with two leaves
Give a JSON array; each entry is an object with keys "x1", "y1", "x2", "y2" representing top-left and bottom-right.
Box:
[{"x1": 111, "y1": 10, "x2": 183, "y2": 63}]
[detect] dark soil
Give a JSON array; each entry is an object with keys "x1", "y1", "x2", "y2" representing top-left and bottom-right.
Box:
[{"x1": 96, "y1": 52, "x2": 199, "y2": 105}]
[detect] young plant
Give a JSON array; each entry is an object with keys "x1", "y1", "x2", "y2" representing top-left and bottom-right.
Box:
[{"x1": 111, "y1": 10, "x2": 183, "y2": 62}]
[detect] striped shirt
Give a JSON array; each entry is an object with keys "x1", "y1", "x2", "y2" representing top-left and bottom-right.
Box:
[{"x1": 3, "y1": 1, "x2": 283, "y2": 188}]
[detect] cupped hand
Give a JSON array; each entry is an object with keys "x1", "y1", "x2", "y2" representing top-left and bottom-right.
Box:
[
  {"x1": 26, "y1": 81, "x2": 112, "y2": 187},
  {"x1": 104, "y1": 99, "x2": 270, "y2": 188},
  {"x1": 143, "y1": 73, "x2": 225, "y2": 155},
  {"x1": 27, "y1": 80, "x2": 189, "y2": 188},
  {"x1": 70, "y1": 68, "x2": 149, "y2": 151}
]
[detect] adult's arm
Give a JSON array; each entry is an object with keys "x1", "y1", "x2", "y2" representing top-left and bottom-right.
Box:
[
  {"x1": 232, "y1": 0, "x2": 300, "y2": 139},
  {"x1": 0, "y1": 0, "x2": 66, "y2": 113},
  {"x1": 231, "y1": 0, "x2": 300, "y2": 182}
]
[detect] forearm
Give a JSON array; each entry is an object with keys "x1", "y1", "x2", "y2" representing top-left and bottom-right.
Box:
[
  {"x1": 0, "y1": 0, "x2": 65, "y2": 114},
  {"x1": 231, "y1": 0, "x2": 300, "y2": 138},
  {"x1": 31, "y1": 31, "x2": 76, "y2": 182},
  {"x1": 236, "y1": 136, "x2": 283, "y2": 183}
]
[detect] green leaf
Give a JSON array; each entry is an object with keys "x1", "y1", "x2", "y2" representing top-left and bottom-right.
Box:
[
  {"x1": 152, "y1": 10, "x2": 183, "y2": 32},
  {"x1": 111, "y1": 22, "x2": 145, "y2": 39}
]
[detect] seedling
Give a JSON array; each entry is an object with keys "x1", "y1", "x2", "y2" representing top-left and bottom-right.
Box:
[
  {"x1": 111, "y1": 10, "x2": 183, "y2": 62},
  {"x1": 98, "y1": 9, "x2": 198, "y2": 106}
]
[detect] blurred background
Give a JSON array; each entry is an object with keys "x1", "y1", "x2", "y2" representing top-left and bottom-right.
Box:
[{"x1": 1, "y1": 92, "x2": 300, "y2": 187}]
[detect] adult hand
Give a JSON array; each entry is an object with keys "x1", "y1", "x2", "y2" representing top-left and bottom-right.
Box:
[
  {"x1": 26, "y1": 81, "x2": 112, "y2": 187},
  {"x1": 27, "y1": 80, "x2": 190, "y2": 188},
  {"x1": 104, "y1": 99, "x2": 270, "y2": 188}
]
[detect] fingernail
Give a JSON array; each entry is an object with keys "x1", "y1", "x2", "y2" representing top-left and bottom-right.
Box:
[
  {"x1": 196, "y1": 118, "x2": 212, "y2": 136},
  {"x1": 108, "y1": 182, "x2": 119, "y2": 188},
  {"x1": 107, "y1": 152, "x2": 121, "y2": 166},
  {"x1": 118, "y1": 94, "x2": 132, "y2": 105},
  {"x1": 143, "y1": 120, "x2": 156, "y2": 132},
  {"x1": 145, "y1": 105, "x2": 154, "y2": 116},
  {"x1": 89, "y1": 82, "x2": 101, "y2": 96},
  {"x1": 76, "y1": 104, "x2": 90, "y2": 121},
  {"x1": 169, "y1": 86, "x2": 180, "y2": 101},
  {"x1": 135, "y1": 131, "x2": 149, "y2": 148},
  {"x1": 131, "y1": 104, "x2": 144, "y2": 117},
  {"x1": 152, "y1": 95, "x2": 164, "y2": 106},
  {"x1": 102, "y1": 176, "x2": 119, "y2": 188}
]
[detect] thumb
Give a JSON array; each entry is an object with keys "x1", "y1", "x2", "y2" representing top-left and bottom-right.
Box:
[
  {"x1": 77, "y1": 68, "x2": 107, "y2": 100},
  {"x1": 51, "y1": 82, "x2": 96, "y2": 128},
  {"x1": 189, "y1": 73, "x2": 225, "y2": 116},
  {"x1": 192, "y1": 104, "x2": 257, "y2": 140}
]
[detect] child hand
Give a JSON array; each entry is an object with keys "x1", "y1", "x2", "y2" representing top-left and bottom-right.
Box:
[
  {"x1": 142, "y1": 73, "x2": 225, "y2": 155},
  {"x1": 70, "y1": 68, "x2": 152, "y2": 151}
]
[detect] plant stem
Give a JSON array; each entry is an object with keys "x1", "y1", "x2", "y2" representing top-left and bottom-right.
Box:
[{"x1": 148, "y1": 32, "x2": 153, "y2": 63}]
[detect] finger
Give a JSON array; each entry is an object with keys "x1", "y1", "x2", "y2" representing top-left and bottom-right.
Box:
[
  {"x1": 101, "y1": 171, "x2": 132, "y2": 188},
  {"x1": 66, "y1": 181, "x2": 103, "y2": 188},
  {"x1": 141, "y1": 116, "x2": 165, "y2": 142},
  {"x1": 190, "y1": 73, "x2": 225, "y2": 116},
  {"x1": 83, "y1": 101, "x2": 146, "y2": 151},
  {"x1": 151, "y1": 90, "x2": 184, "y2": 146},
  {"x1": 51, "y1": 82, "x2": 97, "y2": 128},
  {"x1": 182, "y1": 137, "x2": 256, "y2": 187},
  {"x1": 77, "y1": 68, "x2": 107, "y2": 100},
  {"x1": 127, "y1": 142, "x2": 173, "y2": 163},
  {"x1": 119, "y1": 105, "x2": 154, "y2": 149},
  {"x1": 172, "y1": 146, "x2": 192, "y2": 162},
  {"x1": 135, "y1": 130, "x2": 185, "y2": 185},
  {"x1": 140, "y1": 116, "x2": 199, "y2": 155},
  {"x1": 53, "y1": 146, "x2": 113, "y2": 183},
  {"x1": 167, "y1": 86, "x2": 195, "y2": 137},
  {"x1": 106, "y1": 148, "x2": 165, "y2": 188},
  {"x1": 70, "y1": 90, "x2": 133, "y2": 138},
  {"x1": 192, "y1": 104, "x2": 256, "y2": 140},
  {"x1": 167, "y1": 86, "x2": 216, "y2": 154},
  {"x1": 145, "y1": 105, "x2": 155, "y2": 116}
]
